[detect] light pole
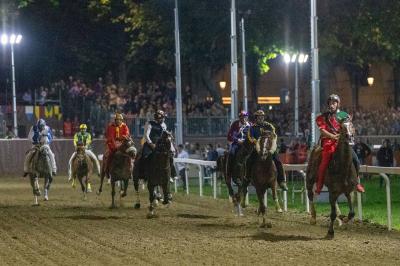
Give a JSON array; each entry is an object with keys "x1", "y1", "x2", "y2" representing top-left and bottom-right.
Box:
[
  {"x1": 283, "y1": 52, "x2": 308, "y2": 137},
  {"x1": 240, "y1": 17, "x2": 248, "y2": 112},
  {"x1": 310, "y1": 0, "x2": 320, "y2": 146},
  {"x1": 173, "y1": 0, "x2": 183, "y2": 145},
  {"x1": 230, "y1": 0, "x2": 238, "y2": 121},
  {"x1": 1, "y1": 33, "x2": 22, "y2": 137}
]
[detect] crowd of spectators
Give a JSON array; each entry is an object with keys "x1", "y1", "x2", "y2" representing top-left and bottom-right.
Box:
[{"x1": 8, "y1": 72, "x2": 400, "y2": 138}]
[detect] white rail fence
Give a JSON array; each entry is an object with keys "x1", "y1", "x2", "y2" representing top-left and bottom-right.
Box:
[{"x1": 173, "y1": 158, "x2": 400, "y2": 231}]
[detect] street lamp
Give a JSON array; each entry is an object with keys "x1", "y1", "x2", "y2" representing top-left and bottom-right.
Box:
[
  {"x1": 219, "y1": 81, "x2": 227, "y2": 90},
  {"x1": 283, "y1": 52, "x2": 308, "y2": 137},
  {"x1": 1, "y1": 33, "x2": 22, "y2": 137}
]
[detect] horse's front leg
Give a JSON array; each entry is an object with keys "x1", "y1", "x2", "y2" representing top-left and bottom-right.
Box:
[
  {"x1": 147, "y1": 183, "x2": 156, "y2": 218},
  {"x1": 240, "y1": 179, "x2": 250, "y2": 209},
  {"x1": 30, "y1": 175, "x2": 40, "y2": 206},
  {"x1": 121, "y1": 179, "x2": 128, "y2": 197},
  {"x1": 271, "y1": 183, "x2": 283, "y2": 213},
  {"x1": 256, "y1": 187, "x2": 271, "y2": 228},
  {"x1": 44, "y1": 175, "x2": 52, "y2": 201},
  {"x1": 344, "y1": 192, "x2": 355, "y2": 223},
  {"x1": 327, "y1": 192, "x2": 339, "y2": 239},
  {"x1": 110, "y1": 179, "x2": 116, "y2": 209},
  {"x1": 308, "y1": 189, "x2": 317, "y2": 225},
  {"x1": 97, "y1": 165, "x2": 105, "y2": 195},
  {"x1": 161, "y1": 183, "x2": 171, "y2": 206}
]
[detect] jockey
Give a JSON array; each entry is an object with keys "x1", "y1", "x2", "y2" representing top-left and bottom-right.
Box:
[
  {"x1": 248, "y1": 109, "x2": 288, "y2": 191},
  {"x1": 104, "y1": 113, "x2": 130, "y2": 176},
  {"x1": 67, "y1": 124, "x2": 101, "y2": 187},
  {"x1": 23, "y1": 118, "x2": 57, "y2": 176},
  {"x1": 227, "y1": 110, "x2": 251, "y2": 156},
  {"x1": 315, "y1": 94, "x2": 365, "y2": 195},
  {"x1": 141, "y1": 110, "x2": 177, "y2": 180}
]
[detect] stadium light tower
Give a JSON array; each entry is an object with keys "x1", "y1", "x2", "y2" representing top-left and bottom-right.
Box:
[
  {"x1": 283, "y1": 52, "x2": 309, "y2": 137},
  {"x1": 173, "y1": 0, "x2": 183, "y2": 145},
  {"x1": 1, "y1": 33, "x2": 22, "y2": 137}
]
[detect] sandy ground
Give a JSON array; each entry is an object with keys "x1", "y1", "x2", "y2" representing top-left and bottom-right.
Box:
[{"x1": 0, "y1": 176, "x2": 399, "y2": 266}]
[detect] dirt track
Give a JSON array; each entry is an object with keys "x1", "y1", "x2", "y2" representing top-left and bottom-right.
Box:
[{"x1": 0, "y1": 177, "x2": 399, "y2": 266}]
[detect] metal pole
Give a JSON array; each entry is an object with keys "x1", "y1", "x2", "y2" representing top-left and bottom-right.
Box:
[
  {"x1": 174, "y1": 0, "x2": 183, "y2": 145},
  {"x1": 11, "y1": 44, "x2": 18, "y2": 137},
  {"x1": 240, "y1": 18, "x2": 248, "y2": 112},
  {"x1": 295, "y1": 60, "x2": 299, "y2": 137},
  {"x1": 230, "y1": 0, "x2": 238, "y2": 121},
  {"x1": 310, "y1": 0, "x2": 320, "y2": 145}
]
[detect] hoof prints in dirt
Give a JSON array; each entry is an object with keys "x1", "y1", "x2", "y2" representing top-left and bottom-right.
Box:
[
  {"x1": 177, "y1": 213, "x2": 218, "y2": 219},
  {"x1": 251, "y1": 232, "x2": 317, "y2": 242},
  {"x1": 62, "y1": 215, "x2": 124, "y2": 220}
]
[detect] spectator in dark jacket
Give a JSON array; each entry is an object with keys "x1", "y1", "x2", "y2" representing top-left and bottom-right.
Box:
[
  {"x1": 377, "y1": 139, "x2": 393, "y2": 187},
  {"x1": 353, "y1": 138, "x2": 372, "y2": 165}
]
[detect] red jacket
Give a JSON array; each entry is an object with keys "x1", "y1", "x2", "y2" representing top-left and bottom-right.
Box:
[
  {"x1": 316, "y1": 113, "x2": 340, "y2": 147},
  {"x1": 106, "y1": 122, "x2": 130, "y2": 151},
  {"x1": 227, "y1": 120, "x2": 250, "y2": 143}
]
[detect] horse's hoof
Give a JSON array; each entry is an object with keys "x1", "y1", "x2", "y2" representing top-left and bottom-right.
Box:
[
  {"x1": 146, "y1": 212, "x2": 157, "y2": 219},
  {"x1": 134, "y1": 203, "x2": 141, "y2": 209},
  {"x1": 32, "y1": 203, "x2": 40, "y2": 207},
  {"x1": 276, "y1": 208, "x2": 283, "y2": 213},
  {"x1": 120, "y1": 192, "x2": 127, "y2": 198},
  {"x1": 266, "y1": 222, "x2": 272, "y2": 228},
  {"x1": 260, "y1": 223, "x2": 266, "y2": 228},
  {"x1": 96, "y1": 190, "x2": 101, "y2": 195},
  {"x1": 325, "y1": 232, "x2": 334, "y2": 240},
  {"x1": 44, "y1": 196, "x2": 49, "y2": 201},
  {"x1": 310, "y1": 218, "x2": 317, "y2": 225},
  {"x1": 109, "y1": 205, "x2": 116, "y2": 209}
]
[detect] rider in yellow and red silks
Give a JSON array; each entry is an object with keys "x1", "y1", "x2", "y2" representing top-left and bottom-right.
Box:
[
  {"x1": 315, "y1": 94, "x2": 365, "y2": 195},
  {"x1": 103, "y1": 113, "x2": 130, "y2": 176}
]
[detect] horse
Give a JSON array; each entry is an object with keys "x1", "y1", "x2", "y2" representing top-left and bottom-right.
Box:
[
  {"x1": 71, "y1": 145, "x2": 93, "y2": 200},
  {"x1": 145, "y1": 131, "x2": 173, "y2": 218},
  {"x1": 97, "y1": 136, "x2": 137, "y2": 208},
  {"x1": 245, "y1": 130, "x2": 283, "y2": 227},
  {"x1": 306, "y1": 117, "x2": 357, "y2": 238},
  {"x1": 225, "y1": 132, "x2": 257, "y2": 216},
  {"x1": 28, "y1": 145, "x2": 54, "y2": 205}
]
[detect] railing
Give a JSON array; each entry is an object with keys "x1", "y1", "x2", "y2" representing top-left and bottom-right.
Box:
[{"x1": 174, "y1": 157, "x2": 400, "y2": 231}]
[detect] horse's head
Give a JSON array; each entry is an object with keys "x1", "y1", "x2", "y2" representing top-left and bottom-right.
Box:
[
  {"x1": 155, "y1": 130, "x2": 172, "y2": 154},
  {"x1": 255, "y1": 130, "x2": 274, "y2": 160},
  {"x1": 118, "y1": 136, "x2": 137, "y2": 158},
  {"x1": 339, "y1": 116, "x2": 355, "y2": 145}
]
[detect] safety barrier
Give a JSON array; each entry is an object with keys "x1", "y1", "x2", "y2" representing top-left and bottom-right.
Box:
[{"x1": 173, "y1": 158, "x2": 400, "y2": 231}]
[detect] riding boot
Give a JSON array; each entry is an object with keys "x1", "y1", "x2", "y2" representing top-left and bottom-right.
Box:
[
  {"x1": 170, "y1": 156, "x2": 177, "y2": 182},
  {"x1": 273, "y1": 157, "x2": 288, "y2": 191}
]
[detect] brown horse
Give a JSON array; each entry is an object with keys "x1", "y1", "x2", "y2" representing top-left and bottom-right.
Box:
[
  {"x1": 71, "y1": 145, "x2": 93, "y2": 200},
  {"x1": 145, "y1": 131, "x2": 173, "y2": 218},
  {"x1": 306, "y1": 118, "x2": 357, "y2": 238},
  {"x1": 97, "y1": 137, "x2": 137, "y2": 208},
  {"x1": 245, "y1": 131, "x2": 282, "y2": 227},
  {"x1": 225, "y1": 132, "x2": 257, "y2": 216}
]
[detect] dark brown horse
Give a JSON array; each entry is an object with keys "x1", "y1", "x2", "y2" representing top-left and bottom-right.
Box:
[
  {"x1": 306, "y1": 118, "x2": 357, "y2": 238},
  {"x1": 97, "y1": 137, "x2": 137, "y2": 208},
  {"x1": 146, "y1": 131, "x2": 173, "y2": 218},
  {"x1": 71, "y1": 145, "x2": 93, "y2": 200},
  {"x1": 245, "y1": 131, "x2": 282, "y2": 227},
  {"x1": 225, "y1": 132, "x2": 257, "y2": 216}
]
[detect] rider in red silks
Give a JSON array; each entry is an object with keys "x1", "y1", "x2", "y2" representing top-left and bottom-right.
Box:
[
  {"x1": 104, "y1": 113, "x2": 130, "y2": 175},
  {"x1": 315, "y1": 94, "x2": 365, "y2": 195}
]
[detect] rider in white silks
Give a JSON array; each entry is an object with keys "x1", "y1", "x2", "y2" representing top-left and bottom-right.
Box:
[
  {"x1": 68, "y1": 124, "x2": 101, "y2": 190},
  {"x1": 23, "y1": 119, "x2": 57, "y2": 176}
]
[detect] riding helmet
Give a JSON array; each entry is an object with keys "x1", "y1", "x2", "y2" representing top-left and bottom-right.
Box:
[
  {"x1": 327, "y1": 94, "x2": 341, "y2": 105},
  {"x1": 154, "y1": 110, "x2": 166, "y2": 119},
  {"x1": 79, "y1": 124, "x2": 87, "y2": 130},
  {"x1": 238, "y1": 110, "x2": 249, "y2": 118},
  {"x1": 114, "y1": 113, "x2": 124, "y2": 120},
  {"x1": 254, "y1": 110, "x2": 265, "y2": 116}
]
